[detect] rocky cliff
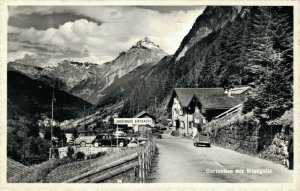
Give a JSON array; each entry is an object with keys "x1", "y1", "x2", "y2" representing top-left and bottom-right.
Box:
[{"x1": 8, "y1": 37, "x2": 167, "y2": 104}]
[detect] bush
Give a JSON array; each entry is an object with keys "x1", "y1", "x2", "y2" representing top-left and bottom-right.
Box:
[
  {"x1": 87, "y1": 151, "x2": 106, "y2": 159},
  {"x1": 76, "y1": 152, "x2": 85, "y2": 160},
  {"x1": 171, "y1": 130, "x2": 180, "y2": 137},
  {"x1": 7, "y1": 118, "x2": 51, "y2": 165},
  {"x1": 67, "y1": 146, "x2": 75, "y2": 159}
]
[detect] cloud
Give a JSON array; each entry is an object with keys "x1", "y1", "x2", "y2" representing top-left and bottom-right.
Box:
[
  {"x1": 8, "y1": 51, "x2": 37, "y2": 62},
  {"x1": 8, "y1": 25, "x2": 26, "y2": 34},
  {"x1": 9, "y1": 12, "x2": 102, "y2": 30},
  {"x1": 18, "y1": 19, "x2": 103, "y2": 52},
  {"x1": 8, "y1": 6, "x2": 205, "y2": 66}
]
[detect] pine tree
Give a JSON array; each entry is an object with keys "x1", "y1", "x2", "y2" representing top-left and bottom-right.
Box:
[{"x1": 243, "y1": 7, "x2": 293, "y2": 118}]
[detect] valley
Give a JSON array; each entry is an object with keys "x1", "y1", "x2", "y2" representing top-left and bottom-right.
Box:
[{"x1": 6, "y1": 5, "x2": 294, "y2": 184}]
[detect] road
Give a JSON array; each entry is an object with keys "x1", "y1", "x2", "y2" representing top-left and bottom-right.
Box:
[{"x1": 146, "y1": 137, "x2": 292, "y2": 183}]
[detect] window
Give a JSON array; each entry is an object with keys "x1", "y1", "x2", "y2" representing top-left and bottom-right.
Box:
[{"x1": 179, "y1": 108, "x2": 183, "y2": 115}]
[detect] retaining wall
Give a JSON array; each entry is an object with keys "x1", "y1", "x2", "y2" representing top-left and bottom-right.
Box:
[
  {"x1": 205, "y1": 112, "x2": 291, "y2": 164},
  {"x1": 208, "y1": 113, "x2": 261, "y2": 154}
]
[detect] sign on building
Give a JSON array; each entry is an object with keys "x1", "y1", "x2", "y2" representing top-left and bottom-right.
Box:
[{"x1": 114, "y1": 118, "x2": 153, "y2": 125}]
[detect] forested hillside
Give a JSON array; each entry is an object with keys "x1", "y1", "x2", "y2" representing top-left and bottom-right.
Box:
[
  {"x1": 7, "y1": 71, "x2": 92, "y2": 165},
  {"x1": 97, "y1": 6, "x2": 293, "y2": 121},
  {"x1": 8, "y1": 71, "x2": 92, "y2": 121}
]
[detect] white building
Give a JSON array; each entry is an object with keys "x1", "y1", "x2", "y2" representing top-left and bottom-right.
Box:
[{"x1": 167, "y1": 86, "x2": 250, "y2": 136}]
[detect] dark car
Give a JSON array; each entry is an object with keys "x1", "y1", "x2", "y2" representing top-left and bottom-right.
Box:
[
  {"x1": 92, "y1": 134, "x2": 129, "y2": 147},
  {"x1": 193, "y1": 132, "x2": 211, "y2": 147}
]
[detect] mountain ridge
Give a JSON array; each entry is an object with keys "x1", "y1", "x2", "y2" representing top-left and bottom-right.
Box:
[
  {"x1": 8, "y1": 70, "x2": 91, "y2": 121},
  {"x1": 8, "y1": 37, "x2": 168, "y2": 104},
  {"x1": 95, "y1": 6, "x2": 292, "y2": 120},
  {"x1": 95, "y1": 6, "x2": 244, "y2": 115}
]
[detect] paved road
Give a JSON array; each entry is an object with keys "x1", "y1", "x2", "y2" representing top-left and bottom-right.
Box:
[{"x1": 146, "y1": 137, "x2": 292, "y2": 183}]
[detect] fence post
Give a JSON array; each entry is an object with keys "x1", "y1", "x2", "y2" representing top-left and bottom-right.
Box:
[
  {"x1": 146, "y1": 144, "x2": 148, "y2": 174},
  {"x1": 147, "y1": 144, "x2": 149, "y2": 174},
  {"x1": 147, "y1": 143, "x2": 150, "y2": 173},
  {"x1": 150, "y1": 139, "x2": 152, "y2": 166},
  {"x1": 142, "y1": 150, "x2": 145, "y2": 182},
  {"x1": 138, "y1": 152, "x2": 142, "y2": 183}
]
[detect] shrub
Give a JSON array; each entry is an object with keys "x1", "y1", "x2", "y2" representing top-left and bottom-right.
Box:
[
  {"x1": 76, "y1": 152, "x2": 85, "y2": 160},
  {"x1": 87, "y1": 151, "x2": 106, "y2": 159},
  {"x1": 171, "y1": 130, "x2": 180, "y2": 137},
  {"x1": 67, "y1": 146, "x2": 75, "y2": 159}
]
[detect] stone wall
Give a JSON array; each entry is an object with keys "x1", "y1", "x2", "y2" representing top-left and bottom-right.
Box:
[
  {"x1": 204, "y1": 111, "x2": 292, "y2": 164},
  {"x1": 258, "y1": 128, "x2": 290, "y2": 164},
  {"x1": 206, "y1": 112, "x2": 261, "y2": 155}
]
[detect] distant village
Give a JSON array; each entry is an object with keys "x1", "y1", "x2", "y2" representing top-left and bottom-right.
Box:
[{"x1": 37, "y1": 85, "x2": 251, "y2": 143}]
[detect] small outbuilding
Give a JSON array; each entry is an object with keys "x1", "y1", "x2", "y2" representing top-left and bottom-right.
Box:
[{"x1": 131, "y1": 111, "x2": 156, "y2": 132}]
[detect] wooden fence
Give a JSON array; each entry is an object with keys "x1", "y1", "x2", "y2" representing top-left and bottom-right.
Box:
[
  {"x1": 7, "y1": 158, "x2": 28, "y2": 179},
  {"x1": 64, "y1": 138, "x2": 156, "y2": 183},
  {"x1": 213, "y1": 103, "x2": 243, "y2": 121}
]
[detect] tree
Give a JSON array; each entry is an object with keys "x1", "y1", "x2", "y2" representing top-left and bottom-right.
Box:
[{"x1": 243, "y1": 7, "x2": 293, "y2": 119}]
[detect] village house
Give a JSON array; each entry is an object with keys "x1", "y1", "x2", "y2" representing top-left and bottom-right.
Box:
[
  {"x1": 129, "y1": 111, "x2": 156, "y2": 132},
  {"x1": 167, "y1": 86, "x2": 250, "y2": 136}
]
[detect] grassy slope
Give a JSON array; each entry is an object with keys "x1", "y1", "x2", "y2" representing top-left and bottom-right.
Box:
[
  {"x1": 8, "y1": 147, "x2": 142, "y2": 183},
  {"x1": 45, "y1": 147, "x2": 142, "y2": 182}
]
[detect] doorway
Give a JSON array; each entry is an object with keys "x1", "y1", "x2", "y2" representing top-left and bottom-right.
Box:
[{"x1": 175, "y1": 120, "x2": 180, "y2": 130}]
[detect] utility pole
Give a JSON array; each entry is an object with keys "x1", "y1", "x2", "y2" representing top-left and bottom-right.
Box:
[
  {"x1": 49, "y1": 91, "x2": 54, "y2": 160},
  {"x1": 154, "y1": 97, "x2": 157, "y2": 114},
  {"x1": 116, "y1": 124, "x2": 119, "y2": 149},
  {"x1": 115, "y1": 113, "x2": 119, "y2": 150},
  {"x1": 84, "y1": 104, "x2": 86, "y2": 130}
]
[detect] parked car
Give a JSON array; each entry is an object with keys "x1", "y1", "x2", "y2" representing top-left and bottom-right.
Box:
[
  {"x1": 113, "y1": 130, "x2": 127, "y2": 137},
  {"x1": 193, "y1": 132, "x2": 211, "y2": 147},
  {"x1": 137, "y1": 137, "x2": 147, "y2": 146},
  {"x1": 127, "y1": 139, "x2": 138, "y2": 148},
  {"x1": 92, "y1": 133, "x2": 129, "y2": 147},
  {"x1": 127, "y1": 137, "x2": 148, "y2": 147},
  {"x1": 74, "y1": 131, "x2": 97, "y2": 147}
]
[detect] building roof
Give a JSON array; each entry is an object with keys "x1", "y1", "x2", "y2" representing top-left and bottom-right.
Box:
[
  {"x1": 170, "y1": 88, "x2": 246, "y2": 110},
  {"x1": 134, "y1": 111, "x2": 156, "y2": 120},
  {"x1": 7, "y1": 158, "x2": 28, "y2": 178},
  {"x1": 229, "y1": 86, "x2": 251, "y2": 95}
]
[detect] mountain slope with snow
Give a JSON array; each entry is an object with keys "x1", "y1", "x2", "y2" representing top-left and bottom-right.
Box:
[{"x1": 8, "y1": 37, "x2": 167, "y2": 104}]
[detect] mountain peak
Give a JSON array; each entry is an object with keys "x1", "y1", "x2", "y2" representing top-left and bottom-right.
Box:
[{"x1": 131, "y1": 37, "x2": 161, "y2": 50}]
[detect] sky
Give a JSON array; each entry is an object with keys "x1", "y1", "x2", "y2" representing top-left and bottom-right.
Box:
[{"x1": 8, "y1": 6, "x2": 205, "y2": 67}]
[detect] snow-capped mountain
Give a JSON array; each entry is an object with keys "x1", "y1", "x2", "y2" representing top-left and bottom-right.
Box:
[
  {"x1": 101, "y1": 37, "x2": 167, "y2": 89},
  {"x1": 8, "y1": 37, "x2": 168, "y2": 104},
  {"x1": 132, "y1": 37, "x2": 163, "y2": 50},
  {"x1": 96, "y1": 6, "x2": 250, "y2": 115}
]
